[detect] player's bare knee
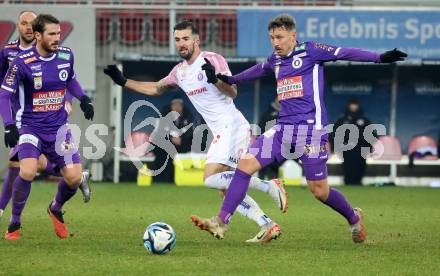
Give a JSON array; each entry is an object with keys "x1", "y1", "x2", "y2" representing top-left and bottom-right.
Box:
[
  {"x1": 19, "y1": 168, "x2": 37, "y2": 181},
  {"x1": 64, "y1": 174, "x2": 82, "y2": 187}
]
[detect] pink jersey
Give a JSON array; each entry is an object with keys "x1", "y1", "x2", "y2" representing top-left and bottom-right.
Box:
[{"x1": 161, "y1": 51, "x2": 247, "y2": 131}]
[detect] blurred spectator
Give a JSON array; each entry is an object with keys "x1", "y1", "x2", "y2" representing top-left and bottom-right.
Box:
[
  {"x1": 258, "y1": 97, "x2": 281, "y2": 180},
  {"x1": 152, "y1": 96, "x2": 195, "y2": 183},
  {"x1": 331, "y1": 99, "x2": 372, "y2": 185}
]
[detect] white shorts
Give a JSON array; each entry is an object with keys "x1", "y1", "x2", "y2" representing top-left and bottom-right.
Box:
[{"x1": 206, "y1": 118, "x2": 251, "y2": 168}]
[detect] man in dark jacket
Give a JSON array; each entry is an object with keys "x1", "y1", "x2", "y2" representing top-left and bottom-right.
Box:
[
  {"x1": 332, "y1": 99, "x2": 372, "y2": 185},
  {"x1": 152, "y1": 96, "x2": 194, "y2": 183}
]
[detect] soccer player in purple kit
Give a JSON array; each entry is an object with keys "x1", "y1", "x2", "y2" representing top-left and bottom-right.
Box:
[
  {"x1": 191, "y1": 14, "x2": 407, "y2": 243},
  {"x1": 0, "y1": 14, "x2": 94, "y2": 240},
  {"x1": 0, "y1": 11, "x2": 92, "y2": 225}
]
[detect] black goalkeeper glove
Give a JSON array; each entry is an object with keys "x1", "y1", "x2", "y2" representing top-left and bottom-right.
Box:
[
  {"x1": 4, "y1": 124, "x2": 19, "y2": 148},
  {"x1": 201, "y1": 58, "x2": 218, "y2": 84},
  {"x1": 216, "y1": 73, "x2": 233, "y2": 85},
  {"x1": 103, "y1": 65, "x2": 127, "y2": 87},
  {"x1": 80, "y1": 96, "x2": 94, "y2": 120},
  {"x1": 380, "y1": 48, "x2": 408, "y2": 63}
]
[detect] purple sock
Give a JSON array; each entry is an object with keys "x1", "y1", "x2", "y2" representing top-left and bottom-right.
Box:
[
  {"x1": 44, "y1": 162, "x2": 62, "y2": 177},
  {"x1": 10, "y1": 176, "x2": 32, "y2": 224},
  {"x1": 324, "y1": 188, "x2": 359, "y2": 225},
  {"x1": 0, "y1": 167, "x2": 19, "y2": 210},
  {"x1": 218, "y1": 169, "x2": 251, "y2": 224},
  {"x1": 51, "y1": 179, "x2": 77, "y2": 212}
]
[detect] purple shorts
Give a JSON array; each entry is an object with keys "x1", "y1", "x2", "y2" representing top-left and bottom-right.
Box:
[
  {"x1": 17, "y1": 127, "x2": 81, "y2": 169},
  {"x1": 250, "y1": 124, "x2": 328, "y2": 181},
  {"x1": 8, "y1": 147, "x2": 20, "y2": 162}
]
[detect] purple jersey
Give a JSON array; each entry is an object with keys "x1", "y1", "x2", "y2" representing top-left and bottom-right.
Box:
[
  {"x1": 0, "y1": 46, "x2": 76, "y2": 133},
  {"x1": 0, "y1": 40, "x2": 32, "y2": 83},
  {"x1": 230, "y1": 41, "x2": 380, "y2": 129}
]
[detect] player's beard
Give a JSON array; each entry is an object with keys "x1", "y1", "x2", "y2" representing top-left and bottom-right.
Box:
[
  {"x1": 20, "y1": 34, "x2": 34, "y2": 44},
  {"x1": 41, "y1": 40, "x2": 59, "y2": 54},
  {"x1": 178, "y1": 43, "x2": 194, "y2": 61}
]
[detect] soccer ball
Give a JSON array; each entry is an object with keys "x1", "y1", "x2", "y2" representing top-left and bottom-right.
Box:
[{"x1": 143, "y1": 222, "x2": 176, "y2": 255}]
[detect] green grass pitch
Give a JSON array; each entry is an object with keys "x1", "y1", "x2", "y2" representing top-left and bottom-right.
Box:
[{"x1": 0, "y1": 182, "x2": 439, "y2": 275}]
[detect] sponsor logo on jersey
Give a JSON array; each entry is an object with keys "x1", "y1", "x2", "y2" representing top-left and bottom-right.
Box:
[
  {"x1": 32, "y1": 89, "x2": 65, "y2": 112},
  {"x1": 292, "y1": 57, "x2": 303, "y2": 69},
  {"x1": 186, "y1": 86, "x2": 208, "y2": 96},
  {"x1": 18, "y1": 134, "x2": 39, "y2": 147},
  {"x1": 304, "y1": 144, "x2": 327, "y2": 155},
  {"x1": 8, "y1": 51, "x2": 18, "y2": 57},
  {"x1": 5, "y1": 64, "x2": 17, "y2": 86},
  {"x1": 228, "y1": 156, "x2": 238, "y2": 164},
  {"x1": 24, "y1": 56, "x2": 37, "y2": 64},
  {"x1": 57, "y1": 63, "x2": 70, "y2": 69},
  {"x1": 58, "y1": 52, "x2": 70, "y2": 61},
  {"x1": 34, "y1": 76, "x2": 42, "y2": 90},
  {"x1": 59, "y1": 69, "x2": 68, "y2": 81},
  {"x1": 295, "y1": 43, "x2": 306, "y2": 52},
  {"x1": 30, "y1": 64, "x2": 42, "y2": 72},
  {"x1": 277, "y1": 76, "x2": 304, "y2": 100}
]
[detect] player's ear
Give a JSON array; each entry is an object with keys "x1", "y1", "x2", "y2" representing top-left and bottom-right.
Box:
[{"x1": 34, "y1": 31, "x2": 41, "y2": 41}]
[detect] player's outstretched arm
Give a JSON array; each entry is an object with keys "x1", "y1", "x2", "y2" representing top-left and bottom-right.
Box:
[{"x1": 104, "y1": 64, "x2": 171, "y2": 96}]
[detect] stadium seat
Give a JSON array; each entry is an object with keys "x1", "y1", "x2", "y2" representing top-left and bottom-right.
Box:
[
  {"x1": 149, "y1": 13, "x2": 169, "y2": 46},
  {"x1": 213, "y1": 13, "x2": 237, "y2": 47},
  {"x1": 118, "y1": 11, "x2": 147, "y2": 45},
  {"x1": 408, "y1": 136, "x2": 438, "y2": 160},
  {"x1": 176, "y1": 13, "x2": 211, "y2": 45},
  {"x1": 60, "y1": 22, "x2": 73, "y2": 43},
  {"x1": 122, "y1": 131, "x2": 153, "y2": 157},
  {"x1": 0, "y1": 21, "x2": 15, "y2": 46},
  {"x1": 96, "y1": 11, "x2": 114, "y2": 45},
  {"x1": 371, "y1": 136, "x2": 402, "y2": 160}
]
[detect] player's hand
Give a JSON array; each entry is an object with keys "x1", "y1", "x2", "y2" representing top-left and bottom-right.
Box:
[
  {"x1": 201, "y1": 58, "x2": 218, "y2": 84},
  {"x1": 380, "y1": 48, "x2": 407, "y2": 63},
  {"x1": 104, "y1": 65, "x2": 127, "y2": 87},
  {"x1": 4, "y1": 124, "x2": 19, "y2": 148},
  {"x1": 80, "y1": 96, "x2": 94, "y2": 120},
  {"x1": 216, "y1": 74, "x2": 232, "y2": 85}
]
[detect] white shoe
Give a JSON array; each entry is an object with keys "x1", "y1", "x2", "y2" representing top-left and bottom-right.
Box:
[
  {"x1": 350, "y1": 208, "x2": 366, "y2": 243},
  {"x1": 268, "y1": 179, "x2": 288, "y2": 213},
  {"x1": 79, "y1": 170, "x2": 91, "y2": 203},
  {"x1": 191, "y1": 215, "x2": 228, "y2": 240},
  {"x1": 246, "y1": 222, "x2": 281, "y2": 243}
]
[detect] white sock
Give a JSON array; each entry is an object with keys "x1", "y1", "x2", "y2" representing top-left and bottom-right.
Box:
[
  {"x1": 0, "y1": 209, "x2": 3, "y2": 217},
  {"x1": 236, "y1": 194, "x2": 272, "y2": 227},
  {"x1": 205, "y1": 172, "x2": 269, "y2": 193}
]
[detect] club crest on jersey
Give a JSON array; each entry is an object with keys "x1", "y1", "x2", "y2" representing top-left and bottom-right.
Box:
[
  {"x1": 59, "y1": 69, "x2": 68, "y2": 81},
  {"x1": 34, "y1": 76, "x2": 42, "y2": 90},
  {"x1": 197, "y1": 72, "x2": 204, "y2": 81},
  {"x1": 292, "y1": 57, "x2": 303, "y2": 69}
]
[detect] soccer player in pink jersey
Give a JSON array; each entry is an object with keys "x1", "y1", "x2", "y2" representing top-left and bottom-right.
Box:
[{"x1": 104, "y1": 21, "x2": 288, "y2": 243}]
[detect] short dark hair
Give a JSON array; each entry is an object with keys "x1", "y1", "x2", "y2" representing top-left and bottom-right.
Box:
[
  {"x1": 268, "y1": 14, "x2": 296, "y2": 31},
  {"x1": 173, "y1": 20, "x2": 199, "y2": 35},
  {"x1": 32, "y1": 14, "x2": 59, "y2": 34}
]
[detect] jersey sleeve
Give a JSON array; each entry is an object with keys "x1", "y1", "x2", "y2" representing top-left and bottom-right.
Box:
[
  {"x1": 0, "y1": 59, "x2": 24, "y2": 94},
  {"x1": 160, "y1": 64, "x2": 179, "y2": 86},
  {"x1": 308, "y1": 41, "x2": 380, "y2": 63}
]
